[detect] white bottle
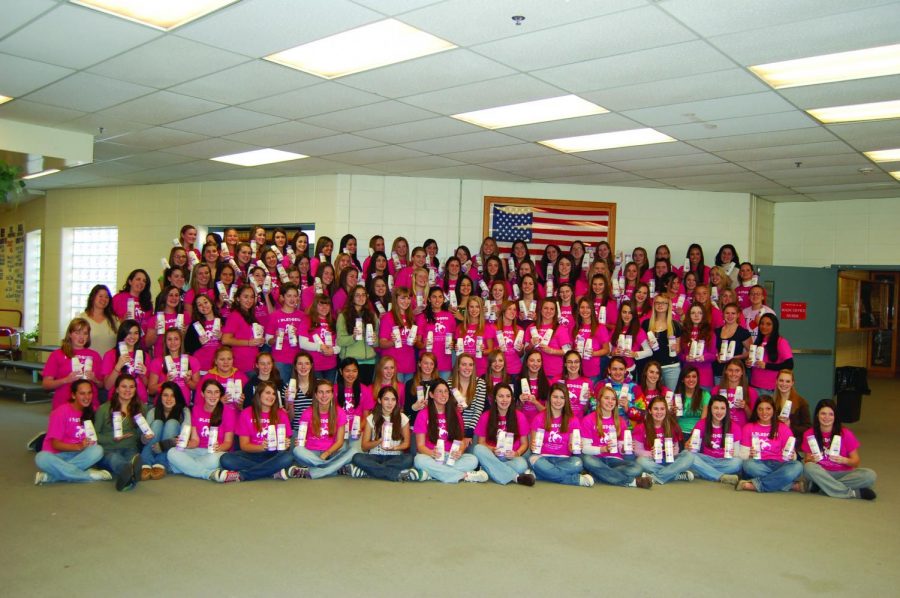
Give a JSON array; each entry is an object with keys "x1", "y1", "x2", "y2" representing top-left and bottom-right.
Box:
[
  {"x1": 82, "y1": 420, "x2": 98, "y2": 442},
  {"x1": 133, "y1": 413, "x2": 154, "y2": 438},
  {"x1": 829, "y1": 435, "x2": 842, "y2": 458},
  {"x1": 207, "y1": 427, "x2": 219, "y2": 454},
  {"x1": 532, "y1": 428, "x2": 545, "y2": 454},
  {"x1": 426, "y1": 330, "x2": 434, "y2": 352},
  {"x1": 406, "y1": 324, "x2": 418, "y2": 347},
  {"x1": 276, "y1": 424, "x2": 287, "y2": 451},
  {"x1": 365, "y1": 323, "x2": 375, "y2": 346},
  {"x1": 112, "y1": 411, "x2": 124, "y2": 439},
  {"x1": 782, "y1": 436, "x2": 796, "y2": 462},
  {"x1": 570, "y1": 429, "x2": 582, "y2": 455},
  {"x1": 266, "y1": 425, "x2": 278, "y2": 451},
  {"x1": 807, "y1": 436, "x2": 823, "y2": 462},
  {"x1": 724, "y1": 433, "x2": 734, "y2": 459},
  {"x1": 664, "y1": 437, "x2": 674, "y2": 463},
  {"x1": 674, "y1": 393, "x2": 684, "y2": 417},
  {"x1": 297, "y1": 422, "x2": 308, "y2": 447},
  {"x1": 433, "y1": 439, "x2": 446, "y2": 463},
  {"x1": 752, "y1": 436, "x2": 761, "y2": 460},
  {"x1": 689, "y1": 429, "x2": 701, "y2": 452},
  {"x1": 381, "y1": 422, "x2": 393, "y2": 450},
  {"x1": 176, "y1": 422, "x2": 191, "y2": 451},
  {"x1": 446, "y1": 439, "x2": 462, "y2": 465},
  {"x1": 579, "y1": 382, "x2": 590, "y2": 406},
  {"x1": 350, "y1": 416, "x2": 361, "y2": 440},
  {"x1": 779, "y1": 399, "x2": 792, "y2": 420},
  {"x1": 653, "y1": 438, "x2": 663, "y2": 463},
  {"x1": 623, "y1": 429, "x2": 633, "y2": 455},
  {"x1": 392, "y1": 326, "x2": 402, "y2": 349}
]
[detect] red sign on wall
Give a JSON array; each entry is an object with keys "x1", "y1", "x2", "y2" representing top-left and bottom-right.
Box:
[{"x1": 781, "y1": 301, "x2": 807, "y2": 320}]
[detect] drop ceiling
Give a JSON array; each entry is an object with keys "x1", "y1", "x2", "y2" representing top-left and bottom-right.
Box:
[{"x1": 1, "y1": 0, "x2": 899, "y2": 202}]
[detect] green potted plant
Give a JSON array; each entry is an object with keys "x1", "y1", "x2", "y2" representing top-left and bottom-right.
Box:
[{"x1": 0, "y1": 160, "x2": 26, "y2": 202}]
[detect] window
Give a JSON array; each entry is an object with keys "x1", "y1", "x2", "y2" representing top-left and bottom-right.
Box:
[
  {"x1": 61, "y1": 227, "x2": 118, "y2": 321},
  {"x1": 23, "y1": 230, "x2": 41, "y2": 333}
]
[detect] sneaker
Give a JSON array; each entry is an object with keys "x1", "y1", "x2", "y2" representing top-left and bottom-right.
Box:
[
  {"x1": 398, "y1": 468, "x2": 416, "y2": 482},
  {"x1": 287, "y1": 466, "x2": 310, "y2": 479},
  {"x1": 791, "y1": 480, "x2": 807, "y2": 493},
  {"x1": 634, "y1": 475, "x2": 653, "y2": 490},
  {"x1": 675, "y1": 471, "x2": 694, "y2": 482},
  {"x1": 719, "y1": 474, "x2": 739, "y2": 486},
  {"x1": 116, "y1": 455, "x2": 141, "y2": 492},
  {"x1": 27, "y1": 433, "x2": 45, "y2": 452},
  {"x1": 464, "y1": 470, "x2": 489, "y2": 483},
  {"x1": 150, "y1": 464, "x2": 166, "y2": 480},
  {"x1": 88, "y1": 468, "x2": 112, "y2": 481},
  {"x1": 140, "y1": 465, "x2": 152, "y2": 481},
  {"x1": 338, "y1": 465, "x2": 352, "y2": 476},
  {"x1": 349, "y1": 464, "x2": 368, "y2": 479},
  {"x1": 211, "y1": 468, "x2": 241, "y2": 483},
  {"x1": 735, "y1": 480, "x2": 755, "y2": 492},
  {"x1": 857, "y1": 488, "x2": 877, "y2": 501},
  {"x1": 579, "y1": 474, "x2": 595, "y2": 487},
  {"x1": 273, "y1": 469, "x2": 289, "y2": 481},
  {"x1": 516, "y1": 473, "x2": 535, "y2": 487},
  {"x1": 34, "y1": 471, "x2": 49, "y2": 486}
]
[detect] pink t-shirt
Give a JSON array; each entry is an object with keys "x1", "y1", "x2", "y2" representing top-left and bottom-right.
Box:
[
  {"x1": 680, "y1": 329, "x2": 716, "y2": 387},
  {"x1": 559, "y1": 376, "x2": 592, "y2": 419},
  {"x1": 640, "y1": 385, "x2": 671, "y2": 405},
  {"x1": 691, "y1": 419, "x2": 742, "y2": 459},
  {"x1": 184, "y1": 288, "x2": 215, "y2": 313},
  {"x1": 610, "y1": 329, "x2": 648, "y2": 370},
  {"x1": 557, "y1": 304, "x2": 576, "y2": 338},
  {"x1": 518, "y1": 377, "x2": 546, "y2": 418},
  {"x1": 378, "y1": 312, "x2": 417, "y2": 374},
  {"x1": 750, "y1": 336, "x2": 792, "y2": 390},
  {"x1": 711, "y1": 385, "x2": 758, "y2": 429},
  {"x1": 742, "y1": 422, "x2": 794, "y2": 461},
  {"x1": 299, "y1": 406, "x2": 347, "y2": 451},
  {"x1": 191, "y1": 403, "x2": 237, "y2": 450},
  {"x1": 531, "y1": 413, "x2": 580, "y2": 457},
  {"x1": 526, "y1": 323, "x2": 571, "y2": 378},
  {"x1": 189, "y1": 317, "x2": 222, "y2": 372},
  {"x1": 415, "y1": 311, "x2": 456, "y2": 373},
  {"x1": 414, "y1": 408, "x2": 464, "y2": 452},
  {"x1": 195, "y1": 370, "x2": 249, "y2": 407},
  {"x1": 632, "y1": 423, "x2": 683, "y2": 452},
  {"x1": 494, "y1": 325, "x2": 524, "y2": 376},
  {"x1": 735, "y1": 284, "x2": 752, "y2": 310},
  {"x1": 299, "y1": 318, "x2": 338, "y2": 372},
  {"x1": 580, "y1": 412, "x2": 626, "y2": 460},
  {"x1": 101, "y1": 348, "x2": 149, "y2": 402},
  {"x1": 300, "y1": 285, "x2": 330, "y2": 312},
  {"x1": 42, "y1": 403, "x2": 89, "y2": 453},
  {"x1": 112, "y1": 291, "x2": 149, "y2": 328},
  {"x1": 801, "y1": 428, "x2": 860, "y2": 472},
  {"x1": 458, "y1": 323, "x2": 496, "y2": 376},
  {"x1": 573, "y1": 324, "x2": 610, "y2": 378},
  {"x1": 146, "y1": 311, "x2": 192, "y2": 358},
  {"x1": 222, "y1": 312, "x2": 260, "y2": 373},
  {"x1": 236, "y1": 407, "x2": 292, "y2": 447},
  {"x1": 474, "y1": 410, "x2": 530, "y2": 451},
  {"x1": 593, "y1": 298, "x2": 619, "y2": 334},
  {"x1": 148, "y1": 354, "x2": 200, "y2": 405},
  {"x1": 338, "y1": 384, "x2": 375, "y2": 422},
  {"x1": 44, "y1": 348, "x2": 102, "y2": 409}
]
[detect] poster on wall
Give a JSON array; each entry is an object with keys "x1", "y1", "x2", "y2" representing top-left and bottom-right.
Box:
[
  {"x1": 483, "y1": 196, "x2": 616, "y2": 259},
  {"x1": 0, "y1": 223, "x2": 25, "y2": 302}
]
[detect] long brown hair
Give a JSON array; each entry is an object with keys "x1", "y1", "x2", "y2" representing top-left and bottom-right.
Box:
[
  {"x1": 310, "y1": 379, "x2": 337, "y2": 438},
  {"x1": 643, "y1": 396, "x2": 680, "y2": 448},
  {"x1": 426, "y1": 379, "x2": 463, "y2": 444},
  {"x1": 372, "y1": 386, "x2": 402, "y2": 442},
  {"x1": 486, "y1": 383, "x2": 519, "y2": 441},
  {"x1": 84, "y1": 285, "x2": 118, "y2": 333},
  {"x1": 60, "y1": 318, "x2": 91, "y2": 358},
  {"x1": 108, "y1": 373, "x2": 140, "y2": 421},
  {"x1": 541, "y1": 382, "x2": 573, "y2": 433},
  {"x1": 250, "y1": 380, "x2": 284, "y2": 433}
]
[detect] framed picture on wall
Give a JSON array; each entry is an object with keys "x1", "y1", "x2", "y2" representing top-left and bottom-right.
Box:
[{"x1": 482, "y1": 196, "x2": 616, "y2": 260}]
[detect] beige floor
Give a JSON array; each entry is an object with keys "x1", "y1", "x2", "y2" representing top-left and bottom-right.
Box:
[{"x1": 2, "y1": 378, "x2": 899, "y2": 597}]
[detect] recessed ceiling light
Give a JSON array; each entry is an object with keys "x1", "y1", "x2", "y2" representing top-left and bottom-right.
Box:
[
  {"x1": 0, "y1": 95, "x2": 13, "y2": 105},
  {"x1": 70, "y1": 0, "x2": 239, "y2": 31},
  {"x1": 749, "y1": 43, "x2": 900, "y2": 89},
  {"x1": 807, "y1": 99, "x2": 900, "y2": 123},
  {"x1": 891, "y1": 171, "x2": 900, "y2": 181},
  {"x1": 864, "y1": 148, "x2": 900, "y2": 162},
  {"x1": 539, "y1": 128, "x2": 676, "y2": 153},
  {"x1": 265, "y1": 19, "x2": 456, "y2": 79},
  {"x1": 452, "y1": 95, "x2": 608, "y2": 130},
  {"x1": 21, "y1": 169, "x2": 61, "y2": 180},
  {"x1": 210, "y1": 149, "x2": 307, "y2": 167}
]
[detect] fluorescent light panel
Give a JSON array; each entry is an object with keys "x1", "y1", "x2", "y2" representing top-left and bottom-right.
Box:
[
  {"x1": 70, "y1": 0, "x2": 239, "y2": 31},
  {"x1": 0, "y1": 95, "x2": 12, "y2": 105},
  {"x1": 808, "y1": 99, "x2": 900, "y2": 123},
  {"x1": 540, "y1": 128, "x2": 676, "y2": 153},
  {"x1": 21, "y1": 169, "x2": 61, "y2": 180},
  {"x1": 864, "y1": 148, "x2": 900, "y2": 162},
  {"x1": 211, "y1": 149, "x2": 307, "y2": 167},
  {"x1": 452, "y1": 95, "x2": 608, "y2": 129},
  {"x1": 265, "y1": 19, "x2": 456, "y2": 79},
  {"x1": 891, "y1": 171, "x2": 900, "y2": 181},
  {"x1": 750, "y1": 43, "x2": 900, "y2": 89}
]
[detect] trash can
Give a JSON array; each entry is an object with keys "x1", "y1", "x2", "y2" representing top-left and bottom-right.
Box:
[{"x1": 833, "y1": 366, "x2": 871, "y2": 423}]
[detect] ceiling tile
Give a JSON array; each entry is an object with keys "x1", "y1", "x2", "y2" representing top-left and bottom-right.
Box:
[
  {"x1": 92, "y1": 141, "x2": 149, "y2": 162},
  {"x1": 406, "y1": 164, "x2": 529, "y2": 181},
  {"x1": 805, "y1": 188, "x2": 900, "y2": 201},
  {"x1": 441, "y1": 143, "x2": 558, "y2": 165},
  {"x1": 223, "y1": 121, "x2": 339, "y2": 146},
  {"x1": 473, "y1": 6, "x2": 696, "y2": 71},
  {"x1": 624, "y1": 92, "x2": 796, "y2": 127},
  {"x1": 350, "y1": 0, "x2": 445, "y2": 14},
  {"x1": 501, "y1": 113, "x2": 645, "y2": 143},
  {"x1": 24, "y1": 72, "x2": 155, "y2": 112},
  {"x1": 605, "y1": 152, "x2": 725, "y2": 172},
  {"x1": 399, "y1": 74, "x2": 566, "y2": 114},
  {"x1": 176, "y1": 0, "x2": 381, "y2": 56},
  {"x1": 303, "y1": 101, "x2": 437, "y2": 131},
  {"x1": 59, "y1": 113, "x2": 151, "y2": 141},
  {"x1": 0, "y1": 0, "x2": 57, "y2": 38},
  {"x1": 688, "y1": 127, "x2": 837, "y2": 152},
  {"x1": 241, "y1": 83, "x2": 384, "y2": 119},
  {"x1": 322, "y1": 145, "x2": 426, "y2": 165},
  {"x1": 339, "y1": 49, "x2": 515, "y2": 98},
  {"x1": 739, "y1": 153, "x2": 870, "y2": 172},
  {"x1": 533, "y1": 40, "x2": 734, "y2": 93},
  {"x1": 355, "y1": 117, "x2": 480, "y2": 144},
  {"x1": 713, "y1": 141, "x2": 856, "y2": 162},
  {"x1": 630, "y1": 162, "x2": 749, "y2": 179},
  {"x1": 525, "y1": 163, "x2": 620, "y2": 179},
  {"x1": 96, "y1": 91, "x2": 227, "y2": 126},
  {"x1": 111, "y1": 151, "x2": 198, "y2": 170},
  {"x1": 0, "y1": 100, "x2": 85, "y2": 126},
  {"x1": 828, "y1": 120, "x2": 900, "y2": 149},
  {"x1": 401, "y1": 131, "x2": 523, "y2": 154},
  {"x1": 576, "y1": 141, "x2": 705, "y2": 164},
  {"x1": 658, "y1": 111, "x2": 819, "y2": 140},
  {"x1": 0, "y1": 4, "x2": 161, "y2": 69},
  {"x1": 0, "y1": 52, "x2": 73, "y2": 96},
  {"x1": 482, "y1": 154, "x2": 588, "y2": 174},
  {"x1": 108, "y1": 127, "x2": 207, "y2": 150},
  {"x1": 277, "y1": 134, "x2": 385, "y2": 156},
  {"x1": 538, "y1": 172, "x2": 647, "y2": 185},
  {"x1": 166, "y1": 107, "x2": 285, "y2": 136},
  {"x1": 170, "y1": 60, "x2": 321, "y2": 105},
  {"x1": 163, "y1": 138, "x2": 264, "y2": 159},
  {"x1": 776, "y1": 74, "x2": 900, "y2": 110}
]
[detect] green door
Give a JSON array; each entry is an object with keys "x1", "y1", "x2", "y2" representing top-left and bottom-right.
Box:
[{"x1": 756, "y1": 265, "x2": 838, "y2": 404}]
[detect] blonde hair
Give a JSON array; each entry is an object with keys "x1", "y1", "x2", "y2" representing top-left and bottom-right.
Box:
[
  {"x1": 61, "y1": 318, "x2": 91, "y2": 358},
  {"x1": 648, "y1": 295, "x2": 674, "y2": 337}
]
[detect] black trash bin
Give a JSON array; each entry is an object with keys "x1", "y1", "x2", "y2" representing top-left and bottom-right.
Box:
[{"x1": 834, "y1": 366, "x2": 871, "y2": 423}]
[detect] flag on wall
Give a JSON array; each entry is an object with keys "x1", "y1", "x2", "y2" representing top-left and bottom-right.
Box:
[{"x1": 489, "y1": 202, "x2": 611, "y2": 257}]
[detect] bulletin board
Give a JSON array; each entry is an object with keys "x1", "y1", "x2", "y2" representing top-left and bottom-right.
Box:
[{"x1": 0, "y1": 223, "x2": 25, "y2": 301}]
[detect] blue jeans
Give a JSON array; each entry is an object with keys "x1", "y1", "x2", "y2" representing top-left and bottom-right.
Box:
[
  {"x1": 531, "y1": 456, "x2": 584, "y2": 486},
  {"x1": 292, "y1": 445, "x2": 355, "y2": 479},
  {"x1": 582, "y1": 454, "x2": 642, "y2": 486},
  {"x1": 219, "y1": 450, "x2": 295, "y2": 481},
  {"x1": 140, "y1": 419, "x2": 181, "y2": 470},
  {"x1": 35, "y1": 445, "x2": 103, "y2": 483},
  {"x1": 413, "y1": 453, "x2": 478, "y2": 483},
  {"x1": 275, "y1": 362, "x2": 293, "y2": 384},
  {"x1": 167, "y1": 447, "x2": 223, "y2": 480},
  {"x1": 351, "y1": 453, "x2": 414, "y2": 481},
  {"x1": 99, "y1": 446, "x2": 140, "y2": 475},
  {"x1": 690, "y1": 452, "x2": 743, "y2": 481},
  {"x1": 316, "y1": 368, "x2": 337, "y2": 383},
  {"x1": 473, "y1": 444, "x2": 528, "y2": 485},
  {"x1": 803, "y1": 462, "x2": 877, "y2": 499},
  {"x1": 397, "y1": 372, "x2": 414, "y2": 384},
  {"x1": 742, "y1": 459, "x2": 803, "y2": 492},
  {"x1": 661, "y1": 363, "x2": 681, "y2": 392},
  {"x1": 637, "y1": 451, "x2": 694, "y2": 484}
]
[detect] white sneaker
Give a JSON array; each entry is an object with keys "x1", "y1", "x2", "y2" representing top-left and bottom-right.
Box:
[
  {"x1": 464, "y1": 470, "x2": 489, "y2": 483},
  {"x1": 579, "y1": 474, "x2": 595, "y2": 487},
  {"x1": 34, "y1": 472, "x2": 49, "y2": 485},
  {"x1": 88, "y1": 468, "x2": 112, "y2": 481},
  {"x1": 675, "y1": 471, "x2": 695, "y2": 482}
]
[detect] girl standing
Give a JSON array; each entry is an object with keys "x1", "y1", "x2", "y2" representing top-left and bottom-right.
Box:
[
  {"x1": 713, "y1": 302, "x2": 751, "y2": 385},
  {"x1": 147, "y1": 328, "x2": 200, "y2": 404},
  {"x1": 457, "y1": 296, "x2": 496, "y2": 376},
  {"x1": 221, "y1": 285, "x2": 264, "y2": 374},
  {"x1": 184, "y1": 294, "x2": 223, "y2": 374},
  {"x1": 641, "y1": 294, "x2": 682, "y2": 390},
  {"x1": 299, "y1": 294, "x2": 341, "y2": 381},
  {"x1": 680, "y1": 304, "x2": 716, "y2": 389},
  {"x1": 415, "y1": 286, "x2": 456, "y2": 379},
  {"x1": 378, "y1": 287, "x2": 417, "y2": 383},
  {"x1": 336, "y1": 285, "x2": 379, "y2": 384},
  {"x1": 526, "y1": 299, "x2": 571, "y2": 379},
  {"x1": 102, "y1": 320, "x2": 149, "y2": 403},
  {"x1": 42, "y1": 318, "x2": 103, "y2": 409},
  {"x1": 609, "y1": 302, "x2": 650, "y2": 376},
  {"x1": 112, "y1": 269, "x2": 153, "y2": 330},
  {"x1": 749, "y1": 314, "x2": 794, "y2": 394}
]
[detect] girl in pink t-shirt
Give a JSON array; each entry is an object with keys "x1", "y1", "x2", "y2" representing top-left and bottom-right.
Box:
[
  {"x1": 573, "y1": 297, "x2": 611, "y2": 383},
  {"x1": 216, "y1": 381, "x2": 295, "y2": 482},
  {"x1": 195, "y1": 346, "x2": 248, "y2": 410},
  {"x1": 167, "y1": 379, "x2": 236, "y2": 481},
  {"x1": 473, "y1": 383, "x2": 533, "y2": 486},
  {"x1": 529, "y1": 382, "x2": 591, "y2": 487},
  {"x1": 687, "y1": 396, "x2": 743, "y2": 483},
  {"x1": 710, "y1": 359, "x2": 757, "y2": 429},
  {"x1": 102, "y1": 320, "x2": 149, "y2": 403},
  {"x1": 457, "y1": 296, "x2": 497, "y2": 376},
  {"x1": 494, "y1": 300, "x2": 525, "y2": 376},
  {"x1": 555, "y1": 283, "x2": 577, "y2": 339},
  {"x1": 221, "y1": 284, "x2": 264, "y2": 374},
  {"x1": 298, "y1": 293, "x2": 341, "y2": 380},
  {"x1": 679, "y1": 304, "x2": 716, "y2": 388},
  {"x1": 481, "y1": 349, "x2": 510, "y2": 409},
  {"x1": 410, "y1": 379, "x2": 482, "y2": 483},
  {"x1": 579, "y1": 385, "x2": 648, "y2": 489},
  {"x1": 145, "y1": 286, "x2": 189, "y2": 358},
  {"x1": 183, "y1": 264, "x2": 214, "y2": 321},
  {"x1": 633, "y1": 396, "x2": 695, "y2": 485},
  {"x1": 378, "y1": 288, "x2": 417, "y2": 381},
  {"x1": 525, "y1": 299, "x2": 570, "y2": 378},
  {"x1": 737, "y1": 396, "x2": 803, "y2": 493},
  {"x1": 112, "y1": 269, "x2": 153, "y2": 330},
  {"x1": 415, "y1": 287, "x2": 456, "y2": 378},
  {"x1": 335, "y1": 358, "x2": 374, "y2": 452},
  {"x1": 34, "y1": 380, "x2": 106, "y2": 485},
  {"x1": 558, "y1": 350, "x2": 592, "y2": 420},
  {"x1": 42, "y1": 318, "x2": 103, "y2": 409},
  {"x1": 292, "y1": 378, "x2": 355, "y2": 479},
  {"x1": 801, "y1": 399, "x2": 877, "y2": 500},
  {"x1": 585, "y1": 273, "x2": 617, "y2": 335},
  {"x1": 147, "y1": 328, "x2": 200, "y2": 406},
  {"x1": 749, "y1": 314, "x2": 794, "y2": 392},
  {"x1": 184, "y1": 294, "x2": 223, "y2": 373},
  {"x1": 214, "y1": 263, "x2": 238, "y2": 321},
  {"x1": 639, "y1": 361, "x2": 670, "y2": 405},
  {"x1": 516, "y1": 349, "x2": 549, "y2": 419},
  {"x1": 609, "y1": 302, "x2": 651, "y2": 373}
]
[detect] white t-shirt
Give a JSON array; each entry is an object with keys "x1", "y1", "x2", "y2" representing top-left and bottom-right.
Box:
[{"x1": 366, "y1": 413, "x2": 409, "y2": 455}]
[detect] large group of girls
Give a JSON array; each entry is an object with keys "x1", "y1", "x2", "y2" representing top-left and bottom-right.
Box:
[{"x1": 33, "y1": 225, "x2": 876, "y2": 499}]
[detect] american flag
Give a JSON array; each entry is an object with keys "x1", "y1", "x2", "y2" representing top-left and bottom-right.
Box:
[{"x1": 490, "y1": 202, "x2": 611, "y2": 258}]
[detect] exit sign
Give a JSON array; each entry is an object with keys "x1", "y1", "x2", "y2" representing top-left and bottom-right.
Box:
[{"x1": 781, "y1": 301, "x2": 807, "y2": 320}]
